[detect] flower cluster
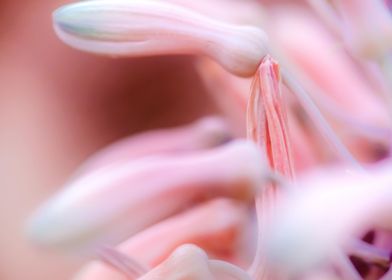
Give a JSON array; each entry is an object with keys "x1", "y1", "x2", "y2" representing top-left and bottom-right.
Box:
[{"x1": 28, "y1": 1, "x2": 392, "y2": 279}]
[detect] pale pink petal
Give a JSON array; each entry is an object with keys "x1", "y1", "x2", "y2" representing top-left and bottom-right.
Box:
[
  {"x1": 287, "y1": 108, "x2": 321, "y2": 171},
  {"x1": 53, "y1": 0, "x2": 268, "y2": 77},
  {"x1": 74, "y1": 198, "x2": 250, "y2": 280},
  {"x1": 331, "y1": 0, "x2": 392, "y2": 59},
  {"x1": 135, "y1": 244, "x2": 251, "y2": 280},
  {"x1": 28, "y1": 140, "x2": 265, "y2": 252},
  {"x1": 160, "y1": 0, "x2": 265, "y2": 27},
  {"x1": 79, "y1": 116, "x2": 231, "y2": 172},
  {"x1": 264, "y1": 161, "x2": 392, "y2": 275}
]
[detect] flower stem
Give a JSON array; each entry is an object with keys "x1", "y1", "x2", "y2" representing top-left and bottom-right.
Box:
[
  {"x1": 282, "y1": 69, "x2": 363, "y2": 170},
  {"x1": 348, "y1": 239, "x2": 391, "y2": 269}
]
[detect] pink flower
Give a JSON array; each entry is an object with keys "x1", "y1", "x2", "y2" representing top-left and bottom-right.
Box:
[{"x1": 27, "y1": 1, "x2": 392, "y2": 279}]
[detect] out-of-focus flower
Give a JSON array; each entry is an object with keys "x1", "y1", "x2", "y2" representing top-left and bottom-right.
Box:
[
  {"x1": 264, "y1": 160, "x2": 392, "y2": 277},
  {"x1": 129, "y1": 244, "x2": 251, "y2": 280},
  {"x1": 75, "y1": 116, "x2": 232, "y2": 172},
  {"x1": 265, "y1": 6, "x2": 391, "y2": 163},
  {"x1": 332, "y1": 0, "x2": 392, "y2": 59},
  {"x1": 28, "y1": 138, "x2": 265, "y2": 251},
  {"x1": 74, "y1": 198, "x2": 250, "y2": 280},
  {"x1": 26, "y1": 0, "x2": 392, "y2": 280}
]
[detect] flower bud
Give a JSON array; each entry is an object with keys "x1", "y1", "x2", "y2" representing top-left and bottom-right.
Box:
[
  {"x1": 28, "y1": 140, "x2": 265, "y2": 251},
  {"x1": 53, "y1": 0, "x2": 268, "y2": 77}
]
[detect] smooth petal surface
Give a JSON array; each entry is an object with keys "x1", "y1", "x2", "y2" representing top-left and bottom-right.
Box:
[
  {"x1": 53, "y1": 0, "x2": 268, "y2": 77},
  {"x1": 264, "y1": 161, "x2": 392, "y2": 275},
  {"x1": 161, "y1": 0, "x2": 265, "y2": 26},
  {"x1": 74, "y1": 198, "x2": 250, "y2": 280},
  {"x1": 79, "y1": 116, "x2": 231, "y2": 172},
  {"x1": 28, "y1": 140, "x2": 265, "y2": 251},
  {"x1": 135, "y1": 244, "x2": 251, "y2": 280}
]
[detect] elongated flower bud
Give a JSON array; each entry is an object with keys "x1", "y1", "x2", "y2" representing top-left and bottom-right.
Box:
[
  {"x1": 28, "y1": 140, "x2": 265, "y2": 251},
  {"x1": 247, "y1": 55, "x2": 294, "y2": 177},
  {"x1": 247, "y1": 55, "x2": 293, "y2": 280},
  {"x1": 80, "y1": 116, "x2": 231, "y2": 172},
  {"x1": 74, "y1": 198, "x2": 248, "y2": 280},
  {"x1": 53, "y1": 0, "x2": 268, "y2": 77}
]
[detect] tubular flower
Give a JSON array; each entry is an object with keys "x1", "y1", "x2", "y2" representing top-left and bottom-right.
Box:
[
  {"x1": 77, "y1": 116, "x2": 232, "y2": 172},
  {"x1": 74, "y1": 198, "x2": 250, "y2": 280},
  {"x1": 28, "y1": 139, "x2": 265, "y2": 251},
  {"x1": 27, "y1": 0, "x2": 392, "y2": 280},
  {"x1": 52, "y1": 0, "x2": 268, "y2": 77}
]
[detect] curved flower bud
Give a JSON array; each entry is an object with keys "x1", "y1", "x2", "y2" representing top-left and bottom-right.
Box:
[
  {"x1": 27, "y1": 140, "x2": 265, "y2": 251},
  {"x1": 53, "y1": 0, "x2": 268, "y2": 77},
  {"x1": 80, "y1": 116, "x2": 232, "y2": 172},
  {"x1": 74, "y1": 198, "x2": 250, "y2": 280}
]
